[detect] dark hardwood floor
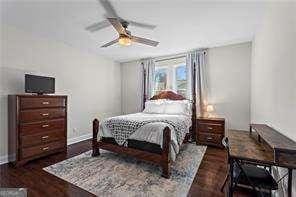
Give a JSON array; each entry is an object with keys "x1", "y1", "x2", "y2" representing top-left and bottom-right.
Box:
[
  {"x1": 0, "y1": 140, "x2": 252, "y2": 197},
  {"x1": 188, "y1": 145, "x2": 251, "y2": 197}
]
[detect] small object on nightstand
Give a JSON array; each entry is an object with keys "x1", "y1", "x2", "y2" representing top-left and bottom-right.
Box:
[
  {"x1": 206, "y1": 104, "x2": 214, "y2": 118},
  {"x1": 196, "y1": 117, "x2": 225, "y2": 148}
]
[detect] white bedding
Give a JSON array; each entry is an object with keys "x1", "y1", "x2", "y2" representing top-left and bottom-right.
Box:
[{"x1": 98, "y1": 112, "x2": 192, "y2": 161}]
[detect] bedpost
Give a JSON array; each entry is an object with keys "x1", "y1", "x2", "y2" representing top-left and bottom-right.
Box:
[
  {"x1": 92, "y1": 118, "x2": 100, "y2": 156},
  {"x1": 192, "y1": 62, "x2": 197, "y2": 142},
  {"x1": 142, "y1": 62, "x2": 146, "y2": 111},
  {"x1": 161, "y1": 126, "x2": 171, "y2": 178}
]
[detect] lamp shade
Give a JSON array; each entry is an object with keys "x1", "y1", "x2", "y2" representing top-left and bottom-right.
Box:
[
  {"x1": 206, "y1": 104, "x2": 214, "y2": 112},
  {"x1": 118, "y1": 35, "x2": 131, "y2": 46}
]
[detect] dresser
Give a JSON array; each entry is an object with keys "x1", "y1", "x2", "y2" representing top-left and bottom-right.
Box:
[
  {"x1": 8, "y1": 95, "x2": 67, "y2": 166},
  {"x1": 196, "y1": 117, "x2": 225, "y2": 148}
]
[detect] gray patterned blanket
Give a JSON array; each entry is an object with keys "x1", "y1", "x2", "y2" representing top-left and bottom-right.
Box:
[{"x1": 98, "y1": 113, "x2": 191, "y2": 161}]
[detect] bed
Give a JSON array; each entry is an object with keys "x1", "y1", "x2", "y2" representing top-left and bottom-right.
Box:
[{"x1": 92, "y1": 91, "x2": 197, "y2": 178}]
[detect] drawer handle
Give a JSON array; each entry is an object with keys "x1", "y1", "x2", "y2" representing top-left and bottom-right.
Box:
[
  {"x1": 42, "y1": 124, "x2": 49, "y2": 128},
  {"x1": 42, "y1": 147, "x2": 49, "y2": 151},
  {"x1": 41, "y1": 113, "x2": 49, "y2": 116},
  {"x1": 206, "y1": 137, "x2": 213, "y2": 141},
  {"x1": 42, "y1": 101, "x2": 50, "y2": 105},
  {"x1": 41, "y1": 135, "x2": 49, "y2": 139},
  {"x1": 208, "y1": 127, "x2": 213, "y2": 130}
]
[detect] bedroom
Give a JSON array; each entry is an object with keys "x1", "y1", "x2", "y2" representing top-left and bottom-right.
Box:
[{"x1": 0, "y1": 1, "x2": 295, "y2": 197}]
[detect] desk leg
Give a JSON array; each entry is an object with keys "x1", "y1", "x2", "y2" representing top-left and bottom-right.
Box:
[
  {"x1": 228, "y1": 158, "x2": 233, "y2": 197},
  {"x1": 258, "y1": 135, "x2": 261, "y2": 143},
  {"x1": 288, "y1": 168, "x2": 292, "y2": 197}
]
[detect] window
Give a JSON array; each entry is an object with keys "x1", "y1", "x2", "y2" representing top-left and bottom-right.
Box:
[
  {"x1": 154, "y1": 68, "x2": 168, "y2": 95},
  {"x1": 154, "y1": 57, "x2": 187, "y2": 97},
  {"x1": 175, "y1": 65, "x2": 187, "y2": 96}
]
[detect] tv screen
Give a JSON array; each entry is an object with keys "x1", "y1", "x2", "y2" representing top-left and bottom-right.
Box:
[{"x1": 25, "y1": 74, "x2": 55, "y2": 94}]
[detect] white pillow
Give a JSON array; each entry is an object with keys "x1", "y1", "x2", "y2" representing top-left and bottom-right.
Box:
[
  {"x1": 180, "y1": 100, "x2": 192, "y2": 116},
  {"x1": 163, "y1": 100, "x2": 192, "y2": 116},
  {"x1": 143, "y1": 100, "x2": 166, "y2": 114},
  {"x1": 143, "y1": 99, "x2": 192, "y2": 115}
]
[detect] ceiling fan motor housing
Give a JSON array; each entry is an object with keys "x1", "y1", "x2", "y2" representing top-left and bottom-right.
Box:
[
  {"x1": 120, "y1": 20, "x2": 129, "y2": 29},
  {"x1": 119, "y1": 34, "x2": 130, "y2": 39}
]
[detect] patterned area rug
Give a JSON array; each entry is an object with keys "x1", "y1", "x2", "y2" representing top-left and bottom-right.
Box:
[{"x1": 44, "y1": 143, "x2": 206, "y2": 197}]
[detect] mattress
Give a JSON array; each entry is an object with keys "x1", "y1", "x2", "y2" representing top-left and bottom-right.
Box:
[
  {"x1": 101, "y1": 137, "x2": 162, "y2": 154},
  {"x1": 98, "y1": 112, "x2": 191, "y2": 161}
]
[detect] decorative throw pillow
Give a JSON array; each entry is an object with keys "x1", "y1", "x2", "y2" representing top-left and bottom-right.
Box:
[
  {"x1": 163, "y1": 100, "x2": 192, "y2": 116},
  {"x1": 143, "y1": 100, "x2": 166, "y2": 114}
]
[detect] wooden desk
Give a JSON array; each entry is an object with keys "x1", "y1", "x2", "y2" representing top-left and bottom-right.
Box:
[
  {"x1": 227, "y1": 128, "x2": 296, "y2": 197},
  {"x1": 250, "y1": 124, "x2": 296, "y2": 169},
  {"x1": 228, "y1": 130, "x2": 274, "y2": 165}
]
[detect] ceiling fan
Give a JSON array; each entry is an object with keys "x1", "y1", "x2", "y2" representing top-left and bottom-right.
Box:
[{"x1": 85, "y1": 0, "x2": 159, "y2": 47}]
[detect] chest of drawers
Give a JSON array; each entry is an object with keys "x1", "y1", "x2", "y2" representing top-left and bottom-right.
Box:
[
  {"x1": 8, "y1": 95, "x2": 67, "y2": 166},
  {"x1": 196, "y1": 117, "x2": 225, "y2": 148}
]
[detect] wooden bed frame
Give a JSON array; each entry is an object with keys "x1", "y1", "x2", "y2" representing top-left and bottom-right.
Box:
[{"x1": 92, "y1": 63, "x2": 197, "y2": 178}]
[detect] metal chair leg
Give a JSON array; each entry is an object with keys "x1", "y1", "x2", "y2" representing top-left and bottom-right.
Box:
[
  {"x1": 221, "y1": 173, "x2": 229, "y2": 192},
  {"x1": 233, "y1": 172, "x2": 241, "y2": 189},
  {"x1": 229, "y1": 159, "x2": 234, "y2": 197}
]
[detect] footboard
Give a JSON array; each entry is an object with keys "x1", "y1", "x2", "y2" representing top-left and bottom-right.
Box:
[{"x1": 91, "y1": 118, "x2": 171, "y2": 178}]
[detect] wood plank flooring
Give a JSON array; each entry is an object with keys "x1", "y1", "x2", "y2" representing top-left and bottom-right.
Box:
[{"x1": 0, "y1": 140, "x2": 251, "y2": 197}]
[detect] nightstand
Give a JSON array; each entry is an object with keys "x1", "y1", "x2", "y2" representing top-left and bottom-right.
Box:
[{"x1": 196, "y1": 117, "x2": 225, "y2": 148}]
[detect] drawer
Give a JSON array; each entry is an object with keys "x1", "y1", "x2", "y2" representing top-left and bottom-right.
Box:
[
  {"x1": 20, "y1": 119, "x2": 65, "y2": 135},
  {"x1": 20, "y1": 108, "x2": 65, "y2": 123},
  {"x1": 20, "y1": 97, "x2": 66, "y2": 109},
  {"x1": 198, "y1": 122, "x2": 224, "y2": 134},
  {"x1": 20, "y1": 140, "x2": 65, "y2": 159},
  {"x1": 197, "y1": 133, "x2": 223, "y2": 147},
  {"x1": 21, "y1": 130, "x2": 65, "y2": 148}
]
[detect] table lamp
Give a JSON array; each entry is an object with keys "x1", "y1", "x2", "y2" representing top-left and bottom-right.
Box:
[{"x1": 206, "y1": 104, "x2": 214, "y2": 118}]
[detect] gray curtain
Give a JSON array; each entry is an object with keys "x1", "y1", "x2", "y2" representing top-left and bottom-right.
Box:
[
  {"x1": 141, "y1": 59, "x2": 155, "y2": 109},
  {"x1": 186, "y1": 50, "x2": 208, "y2": 117}
]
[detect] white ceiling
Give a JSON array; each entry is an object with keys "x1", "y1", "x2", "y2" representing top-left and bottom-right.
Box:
[{"x1": 1, "y1": 0, "x2": 266, "y2": 62}]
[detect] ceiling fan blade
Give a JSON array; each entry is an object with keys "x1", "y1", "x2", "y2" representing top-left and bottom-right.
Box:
[
  {"x1": 85, "y1": 20, "x2": 111, "y2": 32},
  {"x1": 131, "y1": 36, "x2": 159, "y2": 47},
  {"x1": 107, "y1": 18, "x2": 127, "y2": 35},
  {"x1": 101, "y1": 39, "x2": 119, "y2": 48},
  {"x1": 127, "y1": 20, "x2": 156, "y2": 30},
  {"x1": 99, "y1": 0, "x2": 118, "y2": 18}
]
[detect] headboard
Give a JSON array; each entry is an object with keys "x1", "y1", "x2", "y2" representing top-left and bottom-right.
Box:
[
  {"x1": 150, "y1": 91, "x2": 185, "y2": 100},
  {"x1": 149, "y1": 90, "x2": 196, "y2": 142}
]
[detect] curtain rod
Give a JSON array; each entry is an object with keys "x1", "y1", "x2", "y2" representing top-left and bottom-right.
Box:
[{"x1": 155, "y1": 55, "x2": 186, "y2": 63}]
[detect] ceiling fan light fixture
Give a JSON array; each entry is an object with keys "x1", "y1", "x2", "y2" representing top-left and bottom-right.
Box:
[{"x1": 118, "y1": 35, "x2": 132, "y2": 46}]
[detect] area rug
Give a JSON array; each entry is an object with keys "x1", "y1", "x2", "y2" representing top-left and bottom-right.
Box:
[{"x1": 44, "y1": 143, "x2": 206, "y2": 197}]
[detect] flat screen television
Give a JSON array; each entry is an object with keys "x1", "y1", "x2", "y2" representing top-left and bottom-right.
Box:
[{"x1": 25, "y1": 74, "x2": 55, "y2": 94}]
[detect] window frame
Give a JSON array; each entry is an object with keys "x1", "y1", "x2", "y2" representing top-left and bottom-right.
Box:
[{"x1": 154, "y1": 60, "x2": 187, "y2": 97}]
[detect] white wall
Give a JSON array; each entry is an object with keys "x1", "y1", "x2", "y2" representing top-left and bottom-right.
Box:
[
  {"x1": 0, "y1": 25, "x2": 122, "y2": 163},
  {"x1": 121, "y1": 42, "x2": 252, "y2": 130},
  {"x1": 251, "y1": 3, "x2": 296, "y2": 196},
  {"x1": 207, "y1": 42, "x2": 251, "y2": 130},
  {"x1": 121, "y1": 61, "x2": 142, "y2": 114},
  {"x1": 251, "y1": 3, "x2": 296, "y2": 141}
]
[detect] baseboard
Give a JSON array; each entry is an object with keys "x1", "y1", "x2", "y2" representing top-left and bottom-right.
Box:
[
  {"x1": 0, "y1": 155, "x2": 9, "y2": 165},
  {"x1": 0, "y1": 134, "x2": 92, "y2": 165},
  {"x1": 67, "y1": 133, "x2": 92, "y2": 145}
]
